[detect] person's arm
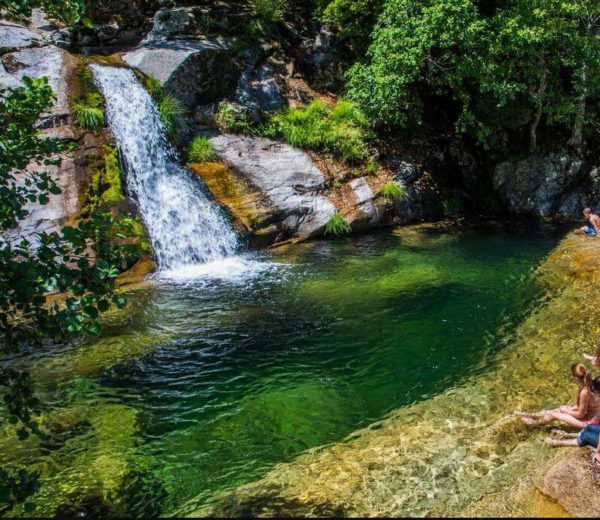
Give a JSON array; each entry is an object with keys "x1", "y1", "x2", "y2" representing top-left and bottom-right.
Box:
[
  {"x1": 583, "y1": 353, "x2": 600, "y2": 368},
  {"x1": 564, "y1": 389, "x2": 589, "y2": 419},
  {"x1": 593, "y1": 215, "x2": 600, "y2": 234},
  {"x1": 594, "y1": 442, "x2": 600, "y2": 464}
]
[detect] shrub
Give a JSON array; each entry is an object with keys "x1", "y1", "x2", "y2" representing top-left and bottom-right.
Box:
[
  {"x1": 325, "y1": 212, "x2": 351, "y2": 236},
  {"x1": 72, "y1": 92, "x2": 105, "y2": 132},
  {"x1": 381, "y1": 181, "x2": 408, "y2": 201},
  {"x1": 262, "y1": 99, "x2": 370, "y2": 163},
  {"x1": 443, "y1": 197, "x2": 462, "y2": 217},
  {"x1": 187, "y1": 136, "x2": 216, "y2": 163},
  {"x1": 250, "y1": 0, "x2": 288, "y2": 26},
  {"x1": 158, "y1": 95, "x2": 186, "y2": 137},
  {"x1": 216, "y1": 102, "x2": 253, "y2": 134}
]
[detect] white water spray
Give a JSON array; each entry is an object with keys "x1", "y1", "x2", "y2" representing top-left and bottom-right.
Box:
[{"x1": 91, "y1": 65, "x2": 239, "y2": 271}]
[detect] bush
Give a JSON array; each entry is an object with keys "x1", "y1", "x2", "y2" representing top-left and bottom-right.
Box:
[
  {"x1": 261, "y1": 99, "x2": 370, "y2": 163},
  {"x1": 72, "y1": 92, "x2": 105, "y2": 132},
  {"x1": 250, "y1": 0, "x2": 288, "y2": 26},
  {"x1": 325, "y1": 212, "x2": 351, "y2": 236},
  {"x1": 381, "y1": 181, "x2": 408, "y2": 200},
  {"x1": 187, "y1": 136, "x2": 216, "y2": 163},
  {"x1": 158, "y1": 95, "x2": 186, "y2": 137},
  {"x1": 216, "y1": 102, "x2": 253, "y2": 134}
]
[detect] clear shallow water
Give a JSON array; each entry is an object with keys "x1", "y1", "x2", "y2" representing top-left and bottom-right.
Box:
[{"x1": 1, "y1": 224, "x2": 566, "y2": 517}]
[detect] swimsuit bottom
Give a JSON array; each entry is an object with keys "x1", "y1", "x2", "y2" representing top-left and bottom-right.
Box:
[{"x1": 578, "y1": 424, "x2": 600, "y2": 447}]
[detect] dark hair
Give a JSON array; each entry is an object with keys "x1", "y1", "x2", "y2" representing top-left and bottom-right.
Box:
[{"x1": 592, "y1": 376, "x2": 600, "y2": 395}]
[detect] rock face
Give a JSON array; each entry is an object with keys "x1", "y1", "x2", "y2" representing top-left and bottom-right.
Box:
[
  {"x1": 122, "y1": 39, "x2": 238, "y2": 107},
  {"x1": 1, "y1": 45, "x2": 75, "y2": 126},
  {"x1": 210, "y1": 134, "x2": 337, "y2": 240},
  {"x1": 492, "y1": 153, "x2": 599, "y2": 216},
  {"x1": 0, "y1": 20, "x2": 44, "y2": 54}
]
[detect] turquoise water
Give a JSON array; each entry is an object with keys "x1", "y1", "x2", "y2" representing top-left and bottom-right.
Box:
[{"x1": 1, "y1": 224, "x2": 565, "y2": 517}]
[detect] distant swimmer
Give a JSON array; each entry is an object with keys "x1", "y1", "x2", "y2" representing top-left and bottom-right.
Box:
[
  {"x1": 578, "y1": 207, "x2": 600, "y2": 236},
  {"x1": 516, "y1": 363, "x2": 600, "y2": 429}
]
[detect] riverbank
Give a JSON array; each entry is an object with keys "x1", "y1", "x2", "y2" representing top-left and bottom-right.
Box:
[{"x1": 196, "y1": 232, "x2": 600, "y2": 517}]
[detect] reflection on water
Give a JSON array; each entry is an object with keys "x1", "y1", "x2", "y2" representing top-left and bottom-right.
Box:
[{"x1": 0, "y1": 224, "x2": 568, "y2": 517}]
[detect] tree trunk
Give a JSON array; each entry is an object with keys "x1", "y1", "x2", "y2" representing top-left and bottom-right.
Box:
[
  {"x1": 529, "y1": 63, "x2": 547, "y2": 153},
  {"x1": 568, "y1": 63, "x2": 588, "y2": 154}
]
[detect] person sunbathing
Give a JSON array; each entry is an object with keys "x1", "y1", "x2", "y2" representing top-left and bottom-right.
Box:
[{"x1": 516, "y1": 363, "x2": 600, "y2": 429}]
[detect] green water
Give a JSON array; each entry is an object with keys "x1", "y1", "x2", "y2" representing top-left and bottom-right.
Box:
[{"x1": 1, "y1": 224, "x2": 565, "y2": 517}]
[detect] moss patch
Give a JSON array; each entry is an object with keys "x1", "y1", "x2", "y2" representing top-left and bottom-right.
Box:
[{"x1": 82, "y1": 145, "x2": 125, "y2": 216}]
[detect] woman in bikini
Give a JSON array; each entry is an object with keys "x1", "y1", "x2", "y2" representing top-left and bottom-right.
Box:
[{"x1": 516, "y1": 363, "x2": 600, "y2": 429}]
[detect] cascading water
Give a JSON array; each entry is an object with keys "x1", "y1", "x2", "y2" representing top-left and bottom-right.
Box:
[{"x1": 91, "y1": 65, "x2": 239, "y2": 272}]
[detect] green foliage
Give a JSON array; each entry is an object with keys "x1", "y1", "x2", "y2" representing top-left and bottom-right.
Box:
[
  {"x1": 158, "y1": 95, "x2": 185, "y2": 138},
  {"x1": 381, "y1": 181, "x2": 408, "y2": 200},
  {"x1": 261, "y1": 99, "x2": 370, "y2": 163},
  {"x1": 216, "y1": 102, "x2": 253, "y2": 134},
  {"x1": 141, "y1": 76, "x2": 186, "y2": 138},
  {"x1": 249, "y1": 0, "x2": 288, "y2": 32},
  {"x1": 0, "y1": 76, "x2": 144, "y2": 511},
  {"x1": 82, "y1": 145, "x2": 125, "y2": 215},
  {"x1": 144, "y1": 76, "x2": 164, "y2": 103},
  {"x1": 346, "y1": 0, "x2": 600, "y2": 149},
  {"x1": 72, "y1": 93, "x2": 106, "y2": 132},
  {"x1": 187, "y1": 136, "x2": 216, "y2": 163},
  {"x1": 321, "y1": 0, "x2": 384, "y2": 53},
  {"x1": 325, "y1": 212, "x2": 351, "y2": 236},
  {"x1": 0, "y1": 0, "x2": 87, "y2": 25}
]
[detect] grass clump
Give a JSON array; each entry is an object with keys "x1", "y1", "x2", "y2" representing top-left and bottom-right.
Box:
[
  {"x1": 158, "y1": 95, "x2": 186, "y2": 137},
  {"x1": 325, "y1": 212, "x2": 351, "y2": 236},
  {"x1": 73, "y1": 92, "x2": 106, "y2": 132},
  {"x1": 261, "y1": 99, "x2": 370, "y2": 163},
  {"x1": 142, "y1": 76, "x2": 186, "y2": 138},
  {"x1": 381, "y1": 181, "x2": 408, "y2": 200},
  {"x1": 187, "y1": 136, "x2": 216, "y2": 163}
]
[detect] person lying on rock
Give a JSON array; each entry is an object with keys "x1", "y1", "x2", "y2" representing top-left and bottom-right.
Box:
[
  {"x1": 583, "y1": 341, "x2": 600, "y2": 369},
  {"x1": 577, "y1": 207, "x2": 600, "y2": 236},
  {"x1": 515, "y1": 363, "x2": 600, "y2": 429}
]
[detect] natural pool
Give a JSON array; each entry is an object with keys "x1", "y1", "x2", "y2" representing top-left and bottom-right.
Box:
[{"x1": 1, "y1": 223, "x2": 568, "y2": 517}]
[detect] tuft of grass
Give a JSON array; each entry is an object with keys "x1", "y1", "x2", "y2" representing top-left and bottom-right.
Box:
[
  {"x1": 144, "y1": 76, "x2": 164, "y2": 102},
  {"x1": 158, "y1": 95, "x2": 186, "y2": 137},
  {"x1": 187, "y1": 136, "x2": 216, "y2": 163},
  {"x1": 261, "y1": 99, "x2": 370, "y2": 163},
  {"x1": 381, "y1": 181, "x2": 408, "y2": 201},
  {"x1": 73, "y1": 92, "x2": 106, "y2": 132},
  {"x1": 443, "y1": 197, "x2": 462, "y2": 217},
  {"x1": 325, "y1": 212, "x2": 351, "y2": 236}
]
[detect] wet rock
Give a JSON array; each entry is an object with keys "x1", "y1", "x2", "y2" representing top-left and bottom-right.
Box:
[
  {"x1": 0, "y1": 20, "x2": 44, "y2": 54},
  {"x1": 492, "y1": 153, "x2": 598, "y2": 216},
  {"x1": 122, "y1": 38, "x2": 238, "y2": 108},
  {"x1": 349, "y1": 177, "x2": 379, "y2": 225},
  {"x1": 210, "y1": 134, "x2": 337, "y2": 240},
  {"x1": 0, "y1": 45, "x2": 75, "y2": 125},
  {"x1": 535, "y1": 450, "x2": 600, "y2": 516}
]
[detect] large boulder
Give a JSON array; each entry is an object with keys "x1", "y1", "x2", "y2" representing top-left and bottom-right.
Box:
[
  {"x1": 492, "y1": 153, "x2": 599, "y2": 216},
  {"x1": 122, "y1": 38, "x2": 238, "y2": 108},
  {"x1": 535, "y1": 450, "x2": 600, "y2": 517},
  {"x1": 209, "y1": 134, "x2": 337, "y2": 240},
  {"x1": 1, "y1": 45, "x2": 76, "y2": 126},
  {"x1": 0, "y1": 20, "x2": 44, "y2": 54},
  {"x1": 235, "y1": 58, "x2": 286, "y2": 119}
]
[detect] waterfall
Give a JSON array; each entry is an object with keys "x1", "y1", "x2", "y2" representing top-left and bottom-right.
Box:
[{"x1": 91, "y1": 65, "x2": 238, "y2": 271}]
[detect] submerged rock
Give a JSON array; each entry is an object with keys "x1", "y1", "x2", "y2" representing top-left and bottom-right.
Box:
[
  {"x1": 210, "y1": 134, "x2": 336, "y2": 240},
  {"x1": 122, "y1": 38, "x2": 238, "y2": 108}
]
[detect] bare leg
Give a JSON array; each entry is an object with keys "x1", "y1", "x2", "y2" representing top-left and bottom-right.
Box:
[
  {"x1": 515, "y1": 410, "x2": 552, "y2": 419},
  {"x1": 523, "y1": 411, "x2": 585, "y2": 429},
  {"x1": 551, "y1": 429, "x2": 578, "y2": 438},
  {"x1": 545, "y1": 437, "x2": 579, "y2": 447}
]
